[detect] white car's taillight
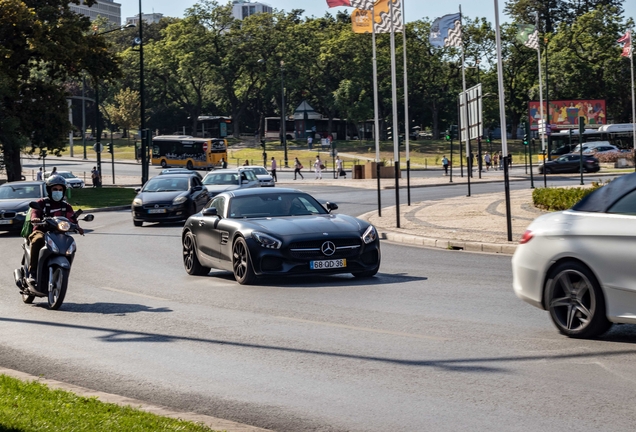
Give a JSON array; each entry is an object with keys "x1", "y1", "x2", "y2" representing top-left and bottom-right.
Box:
[{"x1": 519, "y1": 230, "x2": 534, "y2": 244}]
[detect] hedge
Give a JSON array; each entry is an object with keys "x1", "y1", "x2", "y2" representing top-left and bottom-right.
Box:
[{"x1": 532, "y1": 182, "x2": 605, "y2": 211}]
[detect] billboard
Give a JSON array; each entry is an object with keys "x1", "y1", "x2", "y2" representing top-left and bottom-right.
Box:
[{"x1": 528, "y1": 99, "x2": 606, "y2": 131}]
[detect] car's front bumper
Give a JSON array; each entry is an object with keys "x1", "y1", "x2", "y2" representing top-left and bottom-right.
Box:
[{"x1": 132, "y1": 204, "x2": 188, "y2": 222}]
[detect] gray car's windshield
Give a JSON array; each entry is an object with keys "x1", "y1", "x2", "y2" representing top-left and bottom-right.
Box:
[
  {"x1": 203, "y1": 173, "x2": 239, "y2": 185},
  {"x1": 143, "y1": 177, "x2": 189, "y2": 192},
  {"x1": 58, "y1": 172, "x2": 76, "y2": 179},
  {"x1": 249, "y1": 167, "x2": 268, "y2": 175},
  {"x1": 228, "y1": 193, "x2": 327, "y2": 218},
  {"x1": 0, "y1": 184, "x2": 42, "y2": 199}
]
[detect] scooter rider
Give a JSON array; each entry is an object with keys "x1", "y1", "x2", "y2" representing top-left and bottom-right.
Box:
[{"x1": 27, "y1": 175, "x2": 83, "y2": 288}]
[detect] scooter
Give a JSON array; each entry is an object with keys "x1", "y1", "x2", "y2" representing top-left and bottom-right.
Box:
[{"x1": 14, "y1": 202, "x2": 94, "y2": 310}]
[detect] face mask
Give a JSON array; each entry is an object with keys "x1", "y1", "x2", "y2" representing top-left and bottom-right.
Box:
[{"x1": 51, "y1": 191, "x2": 64, "y2": 201}]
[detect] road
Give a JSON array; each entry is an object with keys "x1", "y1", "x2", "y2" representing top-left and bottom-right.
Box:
[{"x1": 1, "y1": 182, "x2": 636, "y2": 431}]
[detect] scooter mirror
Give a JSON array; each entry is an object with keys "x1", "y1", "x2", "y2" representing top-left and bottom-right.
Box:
[{"x1": 82, "y1": 214, "x2": 95, "y2": 222}]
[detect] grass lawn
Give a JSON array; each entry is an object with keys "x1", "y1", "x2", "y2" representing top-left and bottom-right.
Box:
[
  {"x1": 0, "y1": 375, "x2": 216, "y2": 432},
  {"x1": 61, "y1": 136, "x2": 540, "y2": 169},
  {"x1": 66, "y1": 187, "x2": 136, "y2": 209}
]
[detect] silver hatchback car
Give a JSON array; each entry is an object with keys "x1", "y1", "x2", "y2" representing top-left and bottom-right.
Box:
[{"x1": 202, "y1": 168, "x2": 260, "y2": 198}]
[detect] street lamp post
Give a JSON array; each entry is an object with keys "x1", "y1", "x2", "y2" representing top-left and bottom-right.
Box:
[
  {"x1": 280, "y1": 61, "x2": 288, "y2": 168},
  {"x1": 138, "y1": 0, "x2": 148, "y2": 185}
]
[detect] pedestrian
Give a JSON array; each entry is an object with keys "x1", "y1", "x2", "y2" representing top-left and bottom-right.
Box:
[
  {"x1": 314, "y1": 155, "x2": 323, "y2": 180},
  {"x1": 336, "y1": 156, "x2": 346, "y2": 179},
  {"x1": 51, "y1": 167, "x2": 57, "y2": 175},
  {"x1": 220, "y1": 157, "x2": 227, "y2": 169},
  {"x1": 36, "y1": 167, "x2": 43, "y2": 181},
  {"x1": 442, "y1": 155, "x2": 449, "y2": 176},
  {"x1": 498, "y1": 151, "x2": 503, "y2": 170},
  {"x1": 270, "y1": 156, "x2": 278, "y2": 182},
  {"x1": 90, "y1": 166, "x2": 99, "y2": 188},
  {"x1": 508, "y1": 152, "x2": 513, "y2": 167},
  {"x1": 493, "y1": 153, "x2": 499, "y2": 171},
  {"x1": 243, "y1": 159, "x2": 249, "y2": 166},
  {"x1": 307, "y1": 135, "x2": 313, "y2": 150},
  {"x1": 484, "y1": 152, "x2": 491, "y2": 171},
  {"x1": 294, "y1": 157, "x2": 304, "y2": 180}
]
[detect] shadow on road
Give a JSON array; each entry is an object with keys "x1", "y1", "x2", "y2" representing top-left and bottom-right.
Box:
[{"x1": 36, "y1": 302, "x2": 173, "y2": 315}]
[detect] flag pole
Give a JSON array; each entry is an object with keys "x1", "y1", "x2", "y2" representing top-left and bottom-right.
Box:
[
  {"x1": 536, "y1": 12, "x2": 546, "y2": 154},
  {"x1": 401, "y1": 0, "x2": 411, "y2": 206},
  {"x1": 372, "y1": 5, "x2": 382, "y2": 215},
  {"x1": 460, "y1": 5, "x2": 471, "y2": 197},
  {"x1": 493, "y1": 0, "x2": 513, "y2": 241},
  {"x1": 630, "y1": 30, "x2": 636, "y2": 171},
  {"x1": 389, "y1": 0, "x2": 400, "y2": 228}
]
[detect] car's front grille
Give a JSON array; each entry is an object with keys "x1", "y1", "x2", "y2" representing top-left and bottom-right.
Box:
[
  {"x1": 1, "y1": 211, "x2": 16, "y2": 219},
  {"x1": 142, "y1": 203, "x2": 171, "y2": 209},
  {"x1": 289, "y1": 238, "x2": 361, "y2": 260}
]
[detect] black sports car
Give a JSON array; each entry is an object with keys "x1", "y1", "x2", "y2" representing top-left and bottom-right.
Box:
[
  {"x1": 182, "y1": 188, "x2": 381, "y2": 284},
  {"x1": 131, "y1": 174, "x2": 210, "y2": 226},
  {"x1": 0, "y1": 181, "x2": 46, "y2": 233},
  {"x1": 538, "y1": 153, "x2": 600, "y2": 174}
]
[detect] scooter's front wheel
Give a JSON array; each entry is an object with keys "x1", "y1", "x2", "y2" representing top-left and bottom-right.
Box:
[{"x1": 47, "y1": 266, "x2": 69, "y2": 310}]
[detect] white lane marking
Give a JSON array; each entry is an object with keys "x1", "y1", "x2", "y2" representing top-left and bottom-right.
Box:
[
  {"x1": 99, "y1": 286, "x2": 170, "y2": 301},
  {"x1": 275, "y1": 316, "x2": 449, "y2": 341}
]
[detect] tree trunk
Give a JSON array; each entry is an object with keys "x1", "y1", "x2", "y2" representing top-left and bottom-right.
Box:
[{"x1": 3, "y1": 139, "x2": 23, "y2": 182}]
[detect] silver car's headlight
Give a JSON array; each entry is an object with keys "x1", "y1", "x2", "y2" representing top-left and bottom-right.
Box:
[
  {"x1": 362, "y1": 225, "x2": 378, "y2": 244},
  {"x1": 252, "y1": 231, "x2": 282, "y2": 249},
  {"x1": 173, "y1": 196, "x2": 188, "y2": 205},
  {"x1": 133, "y1": 198, "x2": 143, "y2": 206}
]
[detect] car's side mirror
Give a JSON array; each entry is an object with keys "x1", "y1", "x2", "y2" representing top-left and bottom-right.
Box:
[
  {"x1": 202, "y1": 207, "x2": 218, "y2": 217},
  {"x1": 193, "y1": 185, "x2": 203, "y2": 191},
  {"x1": 134, "y1": 187, "x2": 141, "y2": 193},
  {"x1": 326, "y1": 202, "x2": 338, "y2": 213},
  {"x1": 242, "y1": 180, "x2": 249, "y2": 184}
]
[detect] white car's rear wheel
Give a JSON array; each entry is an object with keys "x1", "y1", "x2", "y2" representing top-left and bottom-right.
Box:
[{"x1": 545, "y1": 261, "x2": 611, "y2": 338}]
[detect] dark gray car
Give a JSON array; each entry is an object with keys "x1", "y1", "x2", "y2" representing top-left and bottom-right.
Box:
[{"x1": 0, "y1": 181, "x2": 46, "y2": 233}]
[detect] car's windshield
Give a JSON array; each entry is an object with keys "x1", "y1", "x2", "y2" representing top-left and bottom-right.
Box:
[
  {"x1": 249, "y1": 167, "x2": 268, "y2": 175},
  {"x1": 143, "y1": 177, "x2": 189, "y2": 192},
  {"x1": 228, "y1": 193, "x2": 328, "y2": 218},
  {"x1": 59, "y1": 172, "x2": 76, "y2": 179},
  {"x1": 0, "y1": 184, "x2": 42, "y2": 199},
  {"x1": 203, "y1": 173, "x2": 239, "y2": 185}
]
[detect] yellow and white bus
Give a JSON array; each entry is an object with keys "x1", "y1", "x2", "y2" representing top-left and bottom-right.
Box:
[{"x1": 152, "y1": 135, "x2": 227, "y2": 170}]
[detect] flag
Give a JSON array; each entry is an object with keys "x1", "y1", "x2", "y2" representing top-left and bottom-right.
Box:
[
  {"x1": 516, "y1": 24, "x2": 539, "y2": 50},
  {"x1": 429, "y1": 13, "x2": 462, "y2": 48},
  {"x1": 327, "y1": 0, "x2": 374, "y2": 9},
  {"x1": 617, "y1": 31, "x2": 632, "y2": 58},
  {"x1": 351, "y1": 0, "x2": 403, "y2": 34}
]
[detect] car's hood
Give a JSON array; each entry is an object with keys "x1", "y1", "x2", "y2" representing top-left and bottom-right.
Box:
[
  {"x1": 0, "y1": 199, "x2": 33, "y2": 212},
  {"x1": 255, "y1": 174, "x2": 273, "y2": 181},
  {"x1": 243, "y1": 214, "x2": 365, "y2": 236},
  {"x1": 137, "y1": 191, "x2": 185, "y2": 204},
  {"x1": 205, "y1": 184, "x2": 239, "y2": 193}
]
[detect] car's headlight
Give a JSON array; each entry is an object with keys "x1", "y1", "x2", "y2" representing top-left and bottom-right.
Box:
[
  {"x1": 252, "y1": 231, "x2": 282, "y2": 249},
  {"x1": 362, "y1": 225, "x2": 378, "y2": 244},
  {"x1": 66, "y1": 240, "x2": 76, "y2": 255},
  {"x1": 133, "y1": 198, "x2": 143, "y2": 206},
  {"x1": 16, "y1": 211, "x2": 27, "y2": 216},
  {"x1": 173, "y1": 196, "x2": 188, "y2": 205}
]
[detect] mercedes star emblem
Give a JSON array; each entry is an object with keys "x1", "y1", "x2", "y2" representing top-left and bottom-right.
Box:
[{"x1": 321, "y1": 241, "x2": 336, "y2": 257}]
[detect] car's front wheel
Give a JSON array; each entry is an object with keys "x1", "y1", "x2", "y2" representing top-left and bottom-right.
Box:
[
  {"x1": 545, "y1": 261, "x2": 612, "y2": 338},
  {"x1": 232, "y1": 237, "x2": 256, "y2": 285},
  {"x1": 183, "y1": 231, "x2": 210, "y2": 276}
]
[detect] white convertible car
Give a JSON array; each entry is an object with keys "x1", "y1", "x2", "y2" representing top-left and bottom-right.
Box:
[{"x1": 512, "y1": 173, "x2": 636, "y2": 338}]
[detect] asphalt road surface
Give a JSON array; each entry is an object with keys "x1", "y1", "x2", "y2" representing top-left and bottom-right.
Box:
[{"x1": 2, "y1": 198, "x2": 636, "y2": 431}]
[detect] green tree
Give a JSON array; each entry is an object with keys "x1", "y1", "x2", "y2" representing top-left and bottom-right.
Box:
[{"x1": 103, "y1": 88, "x2": 141, "y2": 139}]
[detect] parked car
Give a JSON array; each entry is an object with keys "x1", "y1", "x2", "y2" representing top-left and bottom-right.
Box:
[
  {"x1": 583, "y1": 144, "x2": 620, "y2": 155},
  {"x1": 0, "y1": 181, "x2": 46, "y2": 233},
  {"x1": 181, "y1": 188, "x2": 381, "y2": 284},
  {"x1": 159, "y1": 168, "x2": 203, "y2": 180},
  {"x1": 512, "y1": 172, "x2": 636, "y2": 338},
  {"x1": 537, "y1": 153, "x2": 599, "y2": 174},
  {"x1": 243, "y1": 165, "x2": 275, "y2": 187},
  {"x1": 45, "y1": 171, "x2": 84, "y2": 188},
  {"x1": 131, "y1": 174, "x2": 209, "y2": 227},
  {"x1": 201, "y1": 168, "x2": 260, "y2": 198},
  {"x1": 572, "y1": 141, "x2": 613, "y2": 154}
]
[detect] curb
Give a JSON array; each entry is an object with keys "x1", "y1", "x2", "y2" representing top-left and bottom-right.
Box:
[
  {"x1": 358, "y1": 210, "x2": 518, "y2": 256},
  {"x1": 0, "y1": 366, "x2": 271, "y2": 432}
]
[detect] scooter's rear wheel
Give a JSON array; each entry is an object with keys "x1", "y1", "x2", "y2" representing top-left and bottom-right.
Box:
[{"x1": 47, "y1": 266, "x2": 69, "y2": 310}]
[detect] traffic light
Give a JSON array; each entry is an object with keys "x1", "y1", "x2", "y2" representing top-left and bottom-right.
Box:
[
  {"x1": 107, "y1": 142, "x2": 113, "y2": 153},
  {"x1": 386, "y1": 126, "x2": 392, "y2": 141},
  {"x1": 523, "y1": 122, "x2": 530, "y2": 145},
  {"x1": 450, "y1": 125, "x2": 458, "y2": 140},
  {"x1": 445, "y1": 129, "x2": 451, "y2": 141},
  {"x1": 260, "y1": 139, "x2": 266, "y2": 150},
  {"x1": 487, "y1": 132, "x2": 492, "y2": 143}
]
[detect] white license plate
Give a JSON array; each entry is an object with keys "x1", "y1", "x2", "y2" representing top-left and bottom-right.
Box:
[
  {"x1": 0, "y1": 219, "x2": 13, "y2": 225},
  {"x1": 310, "y1": 259, "x2": 346, "y2": 270},
  {"x1": 148, "y1": 208, "x2": 166, "y2": 214}
]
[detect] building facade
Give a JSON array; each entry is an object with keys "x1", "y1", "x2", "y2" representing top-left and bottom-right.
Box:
[
  {"x1": 231, "y1": 0, "x2": 272, "y2": 20},
  {"x1": 69, "y1": 0, "x2": 121, "y2": 26},
  {"x1": 126, "y1": 13, "x2": 164, "y2": 25}
]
